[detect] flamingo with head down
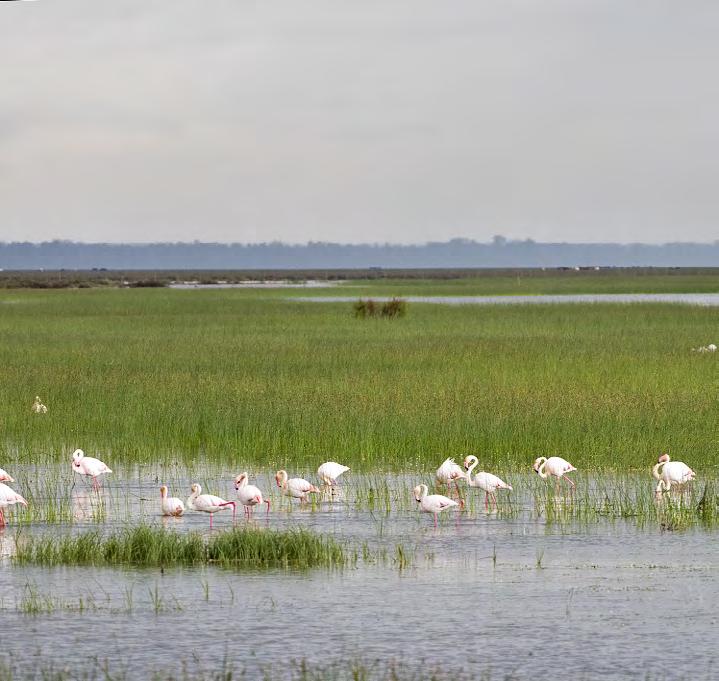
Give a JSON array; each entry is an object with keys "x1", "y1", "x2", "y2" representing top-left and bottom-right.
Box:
[
  {"x1": 435, "y1": 457, "x2": 466, "y2": 499},
  {"x1": 275, "y1": 470, "x2": 319, "y2": 503},
  {"x1": 533, "y1": 456, "x2": 576, "y2": 492},
  {"x1": 413, "y1": 484, "x2": 459, "y2": 527},
  {"x1": 652, "y1": 453, "x2": 695, "y2": 495}
]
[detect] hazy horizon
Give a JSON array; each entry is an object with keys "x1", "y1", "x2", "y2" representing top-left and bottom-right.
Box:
[{"x1": 3, "y1": 2, "x2": 719, "y2": 245}]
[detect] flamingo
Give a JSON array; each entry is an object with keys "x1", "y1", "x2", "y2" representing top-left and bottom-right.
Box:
[
  {"x1": 463, "y1": 455, "x2": 512, "y2": 511},
  {"x1": 0, "y1": 469, "x2": 14, "y2": 483},
  {"x1": 413, "y1": 484, "x2": 458, "y2": 527},
  {"x1": 533, "y1": 456, "x2": 577, "y2": 491},
  {"x1": 71, "y1": 449, "x2": 112, "y2": 491},
  {"x1": 317, "y1": 461, "x2": 350, "y2": 486},
  {"x1": 652, "y1": 453, "x2": 695, "y2": 494},
  {"x1": 275, "y1": 470, "x2": 319, "y2": 503},
  {"x1": 0, "y1": 483, "x2": 28, "y2": 528},
  {"x1": 234, "y1": 472, "x2": 270, "y2": 518},
  {"x1": 160, "y1": 485, "x2": 185, "y2": 517},
  {"x1": 32, "y1": 396, "x2": 47, "y2": 414},
  {"x1": 186, "y1": 483, "x2": 235, "y2": 528},
  {"x1": 317, "y1": 461, "x2": 349, "y2": 499},
  {"x1": 435, "y1": 457, "x2": 467, "y2": 498}
]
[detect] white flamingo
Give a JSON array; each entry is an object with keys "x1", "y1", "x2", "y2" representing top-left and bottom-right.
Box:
[
  {"x1": 186, "y1": 483, "x2": 235, "y2": 528},
  {"x1": 435, "y1": 457, "x2": 466, "y2": 497},
  {"x1": 71, "y1": 449, "x2": 112, "y2": 491},
  {"x1": 533, "y1": 456, "x2": 577, "y2": 491},
  {"x1": 463, "y1": 455, "x2": 512, "y2": 511},
  {"x1": 32, "y1": 396, "x2": 47, "y2": 414},
  {"x1": 317, "y1": 461, "x2": 350, "y2": 486},
  {"x1": 275, "y1": 470, "x2": 319, "y2": 503},
  {"x1": 0, "y1": 483, "x2": 28, "y2": 528},
  {"x1": 234, "y1": 472, "x2": 270, "y2": 518},
  {"x1": 0, "y1": 469, "x2": 14, "y2": 483},
  {"x1": 160, "y1": 485, "x2": 185, "y2": 517},
  {"x1": 652, "y1": 453, "x2": 695, "y2": 494},
  {"x1": 413, "y1": 484, "x2": 458, "y2": 527}
]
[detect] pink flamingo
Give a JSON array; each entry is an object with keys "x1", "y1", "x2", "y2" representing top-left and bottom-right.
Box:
[
  {"x1": 72, "y1": 449, "x2": 112, "y2": 491},
  {"x1": 0, "y1": 482, "x2": 28, "y2": 528},
  {"x1": 653, "y1": 453, "x2": 695, "y2": 495},
  {"x1": 463, "y1": 455, "x2": 512, "y2": 511},
  {"x1": 533, "y1": 456, "x2": 577, "y2": 492},
  {"x1": 414, "y1": 483, "x2": 459, "y2": 527},
  {"x1": 435, "y1": 457, "x2": 467, "y2": 499},
  {"x1": 234, "y1": 472, "x2": 270, "y2": 518},
  {"x1": 186, "y1": 483, "x2": 235, "y2": 528},
  {"x1": 160, "y1": 485, "x2": 185, "y2": 517},
  {"x1": 275, "y1": 470, "x2": 319, "y2": 504}
]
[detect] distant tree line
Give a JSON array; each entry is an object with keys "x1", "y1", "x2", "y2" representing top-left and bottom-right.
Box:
[{"x1": 0, "y1": 238, "x2": 718, "y2": 269}]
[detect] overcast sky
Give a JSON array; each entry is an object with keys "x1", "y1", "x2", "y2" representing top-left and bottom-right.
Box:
[{"x1": 2, "y1": 1, "x2": 718, "y2": 244}]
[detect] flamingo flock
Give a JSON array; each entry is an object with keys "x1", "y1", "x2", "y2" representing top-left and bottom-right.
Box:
[{"x1": 0, "y1": 446, "x2": 699, "y2": 530}]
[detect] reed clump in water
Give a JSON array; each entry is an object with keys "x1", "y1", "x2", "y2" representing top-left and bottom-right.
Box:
[{"x1": 14, "y1": 525, "x2": 346, "y2": 569}]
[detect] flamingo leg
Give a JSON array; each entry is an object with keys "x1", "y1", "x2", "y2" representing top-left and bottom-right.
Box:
[
  {"x1": 209, "y1": 513, "x2": 213, "y2": 529},
  {"x1": 92, "y1": 476, "x2": 100, "y2": 492},
  {"x1": 484, "y1": 492, "x2": 489, "y2": 511},
  {"x1": 0, "y1": 509, "x2": 5, "y2": 528},
  {"x1": 492, "y1": 492, "x2": 498, "y2": 510},
  {"x1": 265, "y1": 500, "x2": 271, "y2": 516},
  {"x1": 434, "y1": 513, "x2": 438, "y2": 528}
]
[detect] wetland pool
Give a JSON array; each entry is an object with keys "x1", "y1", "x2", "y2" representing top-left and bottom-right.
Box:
[{"x1": 0, "y1": 467, "x2": 716, "y2": 680}]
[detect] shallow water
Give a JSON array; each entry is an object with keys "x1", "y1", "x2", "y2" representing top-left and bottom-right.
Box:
[
  {"x1": 294, "y1": 292, "x2": 719, "y2": 306},
  {"x1": 0, "y1": 467, "x2": 716, "y2": 679}
]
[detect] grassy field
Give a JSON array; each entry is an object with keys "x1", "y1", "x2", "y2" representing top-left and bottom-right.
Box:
[{"x1": 0, "y1": 277, "x2": 717, "y2": 472}]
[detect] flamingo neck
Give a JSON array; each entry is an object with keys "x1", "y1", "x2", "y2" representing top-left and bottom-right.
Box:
[
  {"x1": 537, "y1": 459, "x2": 548, "y2": 479},
  {"x1": 652, "y1": 462, "x2": 664, "y2": 481},
  {"x1": 466, "y1": 457, "x2": 478, "y2": 483}
]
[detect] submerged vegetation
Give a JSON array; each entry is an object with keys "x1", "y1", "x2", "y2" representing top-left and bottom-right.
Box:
[{"x1": 13, "y1": 525, "x2": 347, "y2": 569}]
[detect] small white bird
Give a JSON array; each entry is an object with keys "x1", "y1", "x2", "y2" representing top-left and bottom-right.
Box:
[
  {"x1": 463, "y1": 455, "x2": 512, "y2": 511},
  {"x1": 435, "y1": 457, "x2": 467, "y2": 497},
  {"x1": 0, "y1": 469, "x2": 15, "y2": 483},
  {"x1": 275, "y1": 470, "x2": 319, "y2": 503},
  {"x1": 0, "y1": 482, "x2": 28, "y2": 528},
  {"x1": 413, "y1": 484, "x2": 459, "y2": 527},
  {"x1": 234, "y1": 472, "x2": 270, "y2": 518},
  {"x1": 71, "y1": 449, "x2": 112, "y2": 491},
  {"x1": 32, "y1": 396, "x2": 47, "y2": 414},
  {"x1": 186, "y1": 483, "x2": 235, "y2": 528},
  {"x1": 317, "y1": 461, "x2": 350, "y2": 486},
  {"x1": 652, "y1": 453, "x2": 696, "y2": 494},
  {"x1": 160, "y1": 485, "x2": 185, "y2": 517},
  {"x1": 708, "y1": 344, "x2": 717, "y2": 352}
]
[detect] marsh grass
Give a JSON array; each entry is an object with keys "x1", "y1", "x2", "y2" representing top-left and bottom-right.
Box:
[
  {"x1": 13, "y1": 525, "x2": 347, "y2": 569},
  {"x1": 0, "y1": 288, "x2": 718, "y2": 474}
]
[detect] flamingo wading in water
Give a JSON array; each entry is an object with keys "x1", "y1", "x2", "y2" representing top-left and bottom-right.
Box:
[
  {"x1": 160, "y1": 485, "x2": 185, "y2": 517},
  {"x1": 414, "y1": 484, "x2": 459, "y2": 527},
  {"x1": 435, "y1": 457, "x2": 466, "y2": 499},
  {"x1": 275, "y1": 470, "x2": 319, "y2": 504},
  {"x1": 0, "y1": 483, "x2": 27, "y2": 527},
  {"x1": 235, "y1": 472, "x2": 270, "y2": 518},
  {"x1": 72, "y1": 449, "x2": 112, "y2": 491},
  {"x1": 186, "y1": 483, "x2": 235, "y2": 528},
  {"x1": 533, "y1": 456, "x2": 577, "y2": 492},
  {"x1": 317, "y1": 461, "x2": 350, "y2": 499},
  {"x1": 652, "y1": 453, "x2": 696, "y2": 494},
  {"x1": 463, "y1": 455, "x2": 512, "y2": 511}
]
